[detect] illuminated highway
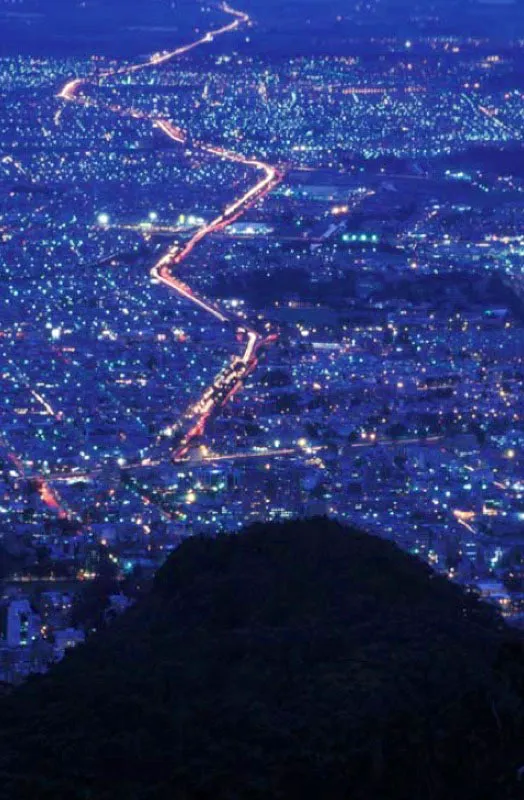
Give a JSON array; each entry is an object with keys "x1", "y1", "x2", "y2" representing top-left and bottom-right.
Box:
[
  {"x1": 39, "y1": 436, "x2": 444, "y2": 484},
  {"x1": 57, "y1": 2, "x2": 282, "y2": 465},
  {"x1": 0, "y1": 434, "x2": 72, "y2": 520}
]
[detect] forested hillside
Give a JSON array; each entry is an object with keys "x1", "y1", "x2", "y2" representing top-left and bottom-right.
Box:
[{"x1": 0, "y1": 518, "x2": 523, "y2": 799}]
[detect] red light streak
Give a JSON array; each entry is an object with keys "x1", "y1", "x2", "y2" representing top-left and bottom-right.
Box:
[{"x1": 57, "y1": 3, "x2": 280, "y2": 465}]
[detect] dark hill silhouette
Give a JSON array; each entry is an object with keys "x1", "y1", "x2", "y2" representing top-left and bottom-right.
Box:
[{"x1": 0, "y1": 517, "x2": 524, "y2": 799}]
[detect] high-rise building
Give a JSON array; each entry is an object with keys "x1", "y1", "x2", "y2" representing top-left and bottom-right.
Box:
[{"x1": 6, "y1": 599, "x2": 34, "y2": 648}]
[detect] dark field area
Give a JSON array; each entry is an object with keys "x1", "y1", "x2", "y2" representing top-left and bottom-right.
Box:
[{"x1": 2, "y1": 0, "x2": 524, "y2": 56}]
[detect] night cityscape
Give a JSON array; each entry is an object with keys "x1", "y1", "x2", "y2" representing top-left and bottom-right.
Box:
[{"x1": 0, "y1": 0, "x2": 524, "y2": 796}]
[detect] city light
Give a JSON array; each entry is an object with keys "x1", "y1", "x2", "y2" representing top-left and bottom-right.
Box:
[{"x1": 2, "y1": 0, "x2": 524, "y2": 690}]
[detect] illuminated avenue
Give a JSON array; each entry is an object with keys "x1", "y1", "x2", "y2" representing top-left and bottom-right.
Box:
[
  {"x1": 58, "y1": 2, "x2": 282, "y2": 463},
  {"x1": 1, "y1": 0, "x2": 524, "y2": 678}
]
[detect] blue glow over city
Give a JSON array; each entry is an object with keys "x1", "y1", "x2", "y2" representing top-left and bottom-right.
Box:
[{"x1": 0, "y1": 0, "x2": 523, "y2": 684}]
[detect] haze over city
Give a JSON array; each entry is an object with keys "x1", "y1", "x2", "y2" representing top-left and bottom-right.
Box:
[{"x1": 0, "y1": 0, "x2": 524, "y2": 796}]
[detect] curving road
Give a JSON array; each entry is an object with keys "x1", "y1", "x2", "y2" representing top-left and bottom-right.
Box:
[{"x1": 57, "y1": 2, "x2": 281, "y2": 463}]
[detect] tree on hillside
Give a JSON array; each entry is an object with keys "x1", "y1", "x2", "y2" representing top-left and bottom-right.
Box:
[{"x1": 0, "y1": 518, "x2": 523, "y2": 800}]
